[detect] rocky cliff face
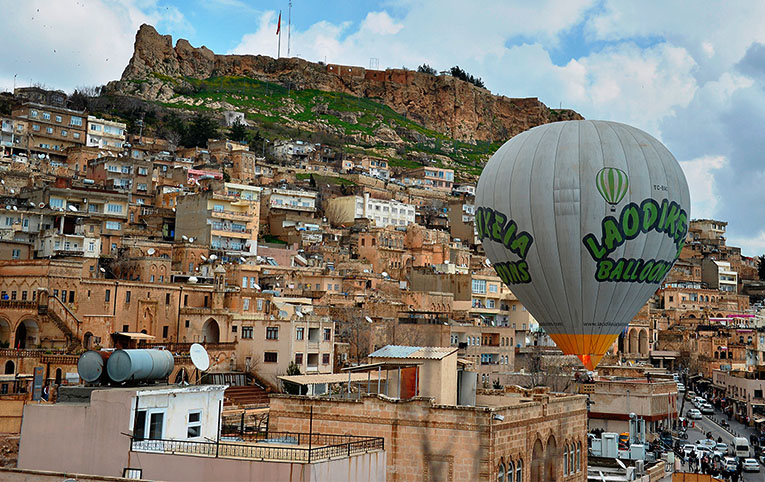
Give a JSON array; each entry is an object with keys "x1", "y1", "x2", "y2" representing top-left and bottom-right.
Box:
[{"x1": 110, "y1": 25, "x2": 582, "y2": 142}]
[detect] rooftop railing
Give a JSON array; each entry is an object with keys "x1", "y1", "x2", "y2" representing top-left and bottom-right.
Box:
[{"x1": 130, "y1": 431, "x2": 383, "y2": 464}]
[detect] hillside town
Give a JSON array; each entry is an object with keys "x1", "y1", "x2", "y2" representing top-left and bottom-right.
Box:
[{"x1": 0, "y1": 83, "x2": 763, "y2": 481}]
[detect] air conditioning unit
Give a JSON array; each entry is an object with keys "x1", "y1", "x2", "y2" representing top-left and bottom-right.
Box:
[{"x1": 635, "y1": 460, "x2": 644, "y2": 475}]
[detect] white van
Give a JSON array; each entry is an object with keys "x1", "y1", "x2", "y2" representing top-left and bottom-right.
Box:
[{"x1": 733, "y1": 437, "x2": 751, "y2": 458}]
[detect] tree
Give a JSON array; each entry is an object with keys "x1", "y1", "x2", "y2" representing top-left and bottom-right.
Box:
[
  {"x1": 417, "y1": 64, "x2": 437, "y2": 75},
  {"x1": 228, "y1": 120, "x2": 248, "y2": 142},
  {"x1": 449, "y1": 65, "x2": 486, "y2": 89},
  {"x1": 182, "y1": 113, "x2": 218, "y2": 148},
  {"x1": 758, "y1": 255, "x2": 765, "y2": 280}
]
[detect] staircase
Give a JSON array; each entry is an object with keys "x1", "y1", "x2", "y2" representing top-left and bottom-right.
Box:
[
  {"x1": 37, "y1": 290, "x2": 82, "y2": 352},
  {"x1": 224, "y1": 385, "x2": 270, "y2": 408}
]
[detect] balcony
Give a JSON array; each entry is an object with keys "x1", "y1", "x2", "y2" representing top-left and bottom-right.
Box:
[
  {"x1": 130, "y1": 432, "x2": 383, "y2": 464},
  {"x1": 211, "y1": 209, "x2": 252, "y2": 222}
]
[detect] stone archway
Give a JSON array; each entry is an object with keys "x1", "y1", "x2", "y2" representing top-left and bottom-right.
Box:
[
  {"x1": 0, "y1": 318, "x2": 10, "y2": 347},
  {"x1": 202, "y1": 319, "x2": 220, "y2": 343},
  {"x1": 545, "y1": 435, "x2": 558, "y2": 481},
  {"x1": 639, "y1": 329, "x2": 649, "y2": 355},
  {"x1": 14, "y1": 318, "x2": 39, "y2": 349},
  {"x1": 628, "y1": 329, "x2": 638, "y2": 354},
  {"x1": 83, "y1": 332, "x2": 94, "y2": 350},
  {"x1": 55, "y1": 368, "x2": 62, "y2": 385},
  {"x1": 4, "y1": 360, "x2": 14, "y2": 375},
  {"x1": 530, "y1": 439, "x2": 544, "y2": 482}
]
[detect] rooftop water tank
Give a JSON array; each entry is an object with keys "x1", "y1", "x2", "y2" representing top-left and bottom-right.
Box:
[
  {"x1": 77, "y1": 350, "x2": 112, "y2": 384},
  {"x1": 107, "y1": 349, "x2": 174, "y2": 383}
]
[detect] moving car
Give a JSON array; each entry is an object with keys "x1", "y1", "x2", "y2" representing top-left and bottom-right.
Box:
[
  {"x1": 687, "y1": 409, "x2": 702, "y2": 419},
  {"x1": 716, "y1": 442, "x2": 728, "y2": 454},
  {"x1": 696, "y1": 439, "x2": 717, "y2": 450},
  {"x1": 723, "y1": 456, "x2": 738, "y2": 473},
  {"x1": 700, "y1": 403, "x2": 715, "y2": 415},
  {"x1": 682, "y1": 444, "x2": 696, "y2": 458},
  {"x1": 677, "y1": 383, "x2": 685, "y2": 392},
  {"x1": 742, "y1": 458, "x2": 760, "y2": 472}
]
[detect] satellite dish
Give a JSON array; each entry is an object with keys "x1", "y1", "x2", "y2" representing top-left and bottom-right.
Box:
[
  {"x1": 182, "y1": 235, "x2": 188, "y2": 241},
  {"x1": 189, "y1": 237, "x2": 195, "y2": 243},
  {"x1": 172, "y1": 207, "x2": 176, "y2": 212},
  {"x1": 254, "y1": 283, "x2": 261, "y2": 290},
  {"x1": 365, "y1": 316, "x2": 373, "y2": 323},
  {"x1": 381, "y1": 271, "x2": 389, "y2": 277},
  {"x1": 4, "y1": 205, "x2": 9, "y2": 210},
  {"x1": 239, "y1": 257, "x2": 246, "y2": 262},
  {"x1": 190, "y1": 343, "x2": 210, "y2": 371},
  {"x1": 9, "y1": 189, "x2": 14, "y2": 194},
  {"x1": 147, "y1": 248, "x2": 156, "y2": 255},
  {"x1": 188, "y1": 276, "x2": 198, "y2": 283},
  {"x1": 99, "y1": 267, "x2": 106, "y2": 273},
  {"x1": 68, "y1": 205, "x2": 78, "y2": 212},
  {"x1": 38, "y1": 202, "x2": 45, "y2": 208},
  {"x1": 0, "y1": 180, "x2": 4, "y2": 184},
  {"x1": 29, "y1": 201, "x2": 36, "y2": 207},
  {"x1": 295, "y1": 311, "x2": 304, "y2": 318},
  {"x1": 12, "y1": 206, "x2": 17, "y2": 211},
  {"x1": 208, "y1": 254, "x2": 218, "y2": 261},
  {"x1": 200, "y1": 255, "x2": 207, "y2": 261}
]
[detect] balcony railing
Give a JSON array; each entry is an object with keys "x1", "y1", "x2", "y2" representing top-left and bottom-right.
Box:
[{"x1": 130, "y1": 432, "x2": 384, "y2": 464}]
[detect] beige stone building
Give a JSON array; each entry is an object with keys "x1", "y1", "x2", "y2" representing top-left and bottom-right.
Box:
[
  {"x1": 175, "y1": 189, "x2": 260, "y2": 258},
  {"x1": 270, "y1": 387, "x2": 587, "y2": 482}
]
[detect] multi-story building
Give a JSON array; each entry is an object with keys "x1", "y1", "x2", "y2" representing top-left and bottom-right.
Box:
[
  {"x1": 234, "y1": 312, "x2": 335, "y2": 385},
  {"x1": 449, "y1": 324, "x2": 516, "y2": 384},
  {"x1": 11, "y1": 103, "x2": 86, "y2": 158},
  {"x1": 713, "y1": 368, "x2": 765, "y2": 425},
  {"x1": 326, "y1": 193, "x2": 416, "y2": 228},
  {"x1": 174, "y1": 188, "x2": 260, "y2": 258},
  {"x1": 447, "y1": 197, "x2": 477, "y2": 245},
  {"x1": 702, "y1": 258, "x2": 738, "y2": 293},
  {"x1": 86, "y1": 116, "x2": 126, "y2": 151},
  {"x1": 405, "y1": 166, "x2": 454, "y2": 191},
  {"x1": 264, "y1": 188, "x2": 317, "y2": 215}
]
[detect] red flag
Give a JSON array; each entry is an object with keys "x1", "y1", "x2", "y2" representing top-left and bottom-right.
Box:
[{"x1": 276, "y1": 11, "x2": 281, "y2": 35}]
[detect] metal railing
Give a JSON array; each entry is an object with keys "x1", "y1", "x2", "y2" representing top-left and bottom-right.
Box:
[{"x1": 130, "y1": 432, "x2": 384, "y2": 463}]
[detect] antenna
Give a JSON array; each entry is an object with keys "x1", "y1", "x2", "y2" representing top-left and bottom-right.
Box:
[{"x1": 287, "y1": 0, "x2": 292, "y2": 57}]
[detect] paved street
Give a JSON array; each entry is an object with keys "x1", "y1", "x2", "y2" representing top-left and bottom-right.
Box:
[{"x1": 677, "y1": 393, "x2": 762, "y2": 481}]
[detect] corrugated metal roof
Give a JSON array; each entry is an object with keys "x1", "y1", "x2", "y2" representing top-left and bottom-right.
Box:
[
  {"x1": 368, "y1": 345, "x2": 457, "y2": 360},
  {"x1": 278, "y1": 372, "x2": 385, "y2": 385}
]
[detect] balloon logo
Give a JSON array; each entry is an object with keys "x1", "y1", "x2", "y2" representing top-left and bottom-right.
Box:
[
  {"x1": 475, "y1": 120, "x2": 690, "y2": 370},
  {"x1": 596, "y1": 167, "x2": 629, "y2": 208}
]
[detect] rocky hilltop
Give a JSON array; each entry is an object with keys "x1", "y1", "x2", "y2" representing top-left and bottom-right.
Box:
[{"x1": 109, "y1": 25, "x2": 582, "y2": 142}]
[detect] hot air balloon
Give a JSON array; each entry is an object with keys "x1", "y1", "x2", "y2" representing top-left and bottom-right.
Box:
[{"x1": 475, "y1": 120, "x2": 690, "y2": 370}]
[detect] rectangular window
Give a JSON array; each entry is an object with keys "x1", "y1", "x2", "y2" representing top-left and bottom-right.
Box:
[
  {"x1": 105, "y1": 221, "x2": 121, "y2": 230},
  {"x1": 165, "y1": 293, "x2": 170, "y2": 305},
  {"x1": 242, "y1": 276, "x2": 248, "y2": 288},
  {"x1": 323, "y1": 328, "x2": 332, "y2": 341},
  {"x1": 241, "y1": 326, "x2": 253, "y2": 339},
  {"x1": 322, "y1": 353, "x2": 330, "y2": 365},
  {"x1": 242, "y1": 298, "x2": 250, "y2": 310},
  {"x1": 11, "y1": 249, "x2": 20, "y2": 259},
  {"x1": 106, "y1": 203, "x2": 123, "y2": 213},
  {"x1": 162, "y1": 326, "x2": 168, "y2": 338},
  {"x1": 257, "y1": 299, "x2": 263, "y2": 311},
  {"x1": 70, "y1": 116, "x2": 83, "y2": 127},
  {"x1": 148, "y1": 412, "x2": 164, "y2": 440},
  {"x1": 73, "y1": 132, "x2": 80, "y2": 139},
  {"x1": 49, "y1": 198, "x2": 64, "y2": 209},
  {"x1": 266, "y1": 326, "x2": 279, "y2": 340},
  {"x1": 187, "y1": 411, "x2": 202, "y2": 438},
  {"x1": 105, "y1": 289, "x2": 111, "y2": 302},
  {"x1": 61, "y1": 130, "x2": 67, "y2": 137},
  {"x1": 42, "y1": 112, "x2": 50, "y2": 120},
  {"x1": 472, "y1": 279, "x2": 486, "y2": 294},
  {"x1": 46, "y1": 127, "x2": 53, "y2": 134},
  {"x1": 296, "y1": 327, "x2": 304, "y2": 340},
  {"x1": 21, "y1": 291, "x2": 27, "y2": 301},
  {"x1": 264, "y1": 352, "x2": 278, "y2": 363},
  {"x1": 125, "y1": 290, "x2": 131, "y2": 303},
  {"x1": 489, "y1": 284, "x2": 498, "y2": 293},
  {"x1": 133, "y1": 410, "x2": 147, "y2": 440},
  {"x1": 295, "y1": 353, "x2": 303, "y2": 364},
  {"x1": 32, "y1": 124, "x2": 40, "y2": 131},
  {"x1": 69, "y1": 291, "x2": 75, "y2": 303},
  {"x1": 55, "y1": 115, "x2": 62, "y2": 123}
]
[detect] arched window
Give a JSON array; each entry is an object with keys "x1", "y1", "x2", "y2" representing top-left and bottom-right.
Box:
[
  {"x1": 576, "y1": 442, "x2": 582, "y2": 471},
  {"x1": 498, "y1": 463, "x2": 505, "y2": 482},
  {"x1": 515, "y1": 459, "x2": 522, "y2": 482},
  {"x1": 570, "y1": 442, "x2": 575, "y2": 473},
  {"x1": 563, "y1": 444, "x2": 569, "y2": 475},
  {"x1": 714, "y1": 351, "x2": 719, "y2": 359},
  {"x1": 506, "y1": 460, "x2": 513, "y2": 481}
]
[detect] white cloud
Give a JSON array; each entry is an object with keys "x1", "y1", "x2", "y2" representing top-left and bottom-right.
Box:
[
  {"x1": 0, "y1": 0, "x2": 190, "y2": 93},
  {"x1": 678, "y1": 155, "x2": 726, "y2": 219}
]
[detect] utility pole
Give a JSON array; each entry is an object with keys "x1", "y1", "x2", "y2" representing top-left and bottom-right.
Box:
[{"x1": 288, "y1": 0, "x2": 292, "y2": 57}]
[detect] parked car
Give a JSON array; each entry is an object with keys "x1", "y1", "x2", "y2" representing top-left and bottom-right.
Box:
[
  {"x1": 723, "y1": 456, "x2": 738, "y2": 473},
  {"x1": 677, "y1": 383, "x2": 685, "y2": 392},
  {"x1": 687, "y1": 409, "x2": 702, "y2": 419},
  {"x1": 742, "y1": 458, "x2": 760, "y2": 472},
  {"x1": 700, "y1": 403, "x2": 715, "y2": 415},
  {"x1": 716, "y1": 443, "x2": 728, "y2": 454},
  {"x1": 683, "y1": 444, "x2": 696, "y2": 458}
]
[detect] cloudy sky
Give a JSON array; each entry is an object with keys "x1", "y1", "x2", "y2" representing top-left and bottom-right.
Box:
[{"x1": 2, "y1": 0, "x2": 765, "y2": 255}]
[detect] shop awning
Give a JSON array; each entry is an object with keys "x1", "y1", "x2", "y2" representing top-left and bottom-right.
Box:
[
  {"x1": 113, "y1": 332, "x2": 156, "y2": 340},
  {"x1": 753, "y1": 416, "x2": 765, "y2": 424}
]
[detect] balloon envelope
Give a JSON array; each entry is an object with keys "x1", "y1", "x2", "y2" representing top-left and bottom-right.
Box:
[{"x1": 475, "y1": 120, "x2": 690, "y2": 369}]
